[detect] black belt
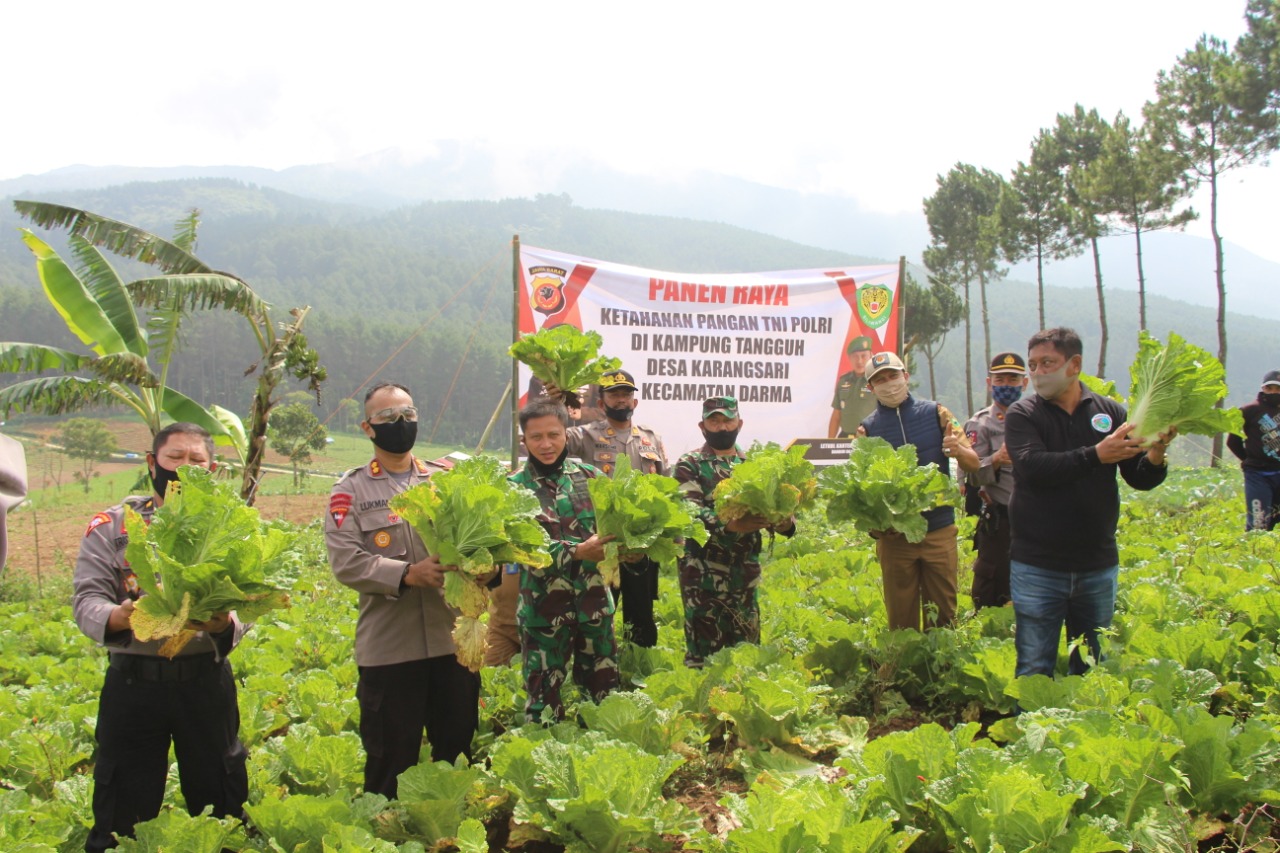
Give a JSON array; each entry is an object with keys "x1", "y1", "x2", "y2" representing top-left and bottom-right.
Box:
[{"x1": 109, "y1": 653, "x2": 219, "y2": 682}]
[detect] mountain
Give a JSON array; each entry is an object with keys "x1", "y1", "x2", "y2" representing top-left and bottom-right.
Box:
[
  {"x1": 5, "y1": 145, "x2": 1276, "y2": 322},
  {"x1": 1, "y1": 177, "x2": 1275, "y2": 458}
]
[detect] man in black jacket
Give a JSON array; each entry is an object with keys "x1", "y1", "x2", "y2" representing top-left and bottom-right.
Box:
[{"x1": 1005, "y1": 328, "x2": 1172, "y2": 678}]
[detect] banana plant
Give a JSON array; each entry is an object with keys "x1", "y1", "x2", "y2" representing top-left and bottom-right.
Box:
[
  {"x1": 2, "y1": 203, "x2": 325, "y2": 502},
  {"x1": 1, "y1": 204, "x2": 250, "y2": 458}
]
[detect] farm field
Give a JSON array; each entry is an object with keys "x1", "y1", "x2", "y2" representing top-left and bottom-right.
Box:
[{"x1": 0, "y1": 465, "x2": 1277, "y2": 851}]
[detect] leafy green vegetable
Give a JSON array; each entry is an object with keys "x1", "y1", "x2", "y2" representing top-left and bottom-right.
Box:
[
  {"x1": 125, "y1": 465, "x2": 301, "y2": 657},
  {"x1": 588, "y1": 456, "x2": 708, "y2": 585},
  {"x1": 390, "y1": 455, "x2": 552, "y2": 670},
  {"x1": 819, "y1": 437, "x2": 959, "y2": 543},
  {"x1": 1126, "y1": 331, "x2": 1243, "y2": 446},
  {"x1": 509, "y1": 325, "x2": 622, "y2": 396},
  {"x1": 712, "y1": 442, "x2": 817, "y2": 526}
]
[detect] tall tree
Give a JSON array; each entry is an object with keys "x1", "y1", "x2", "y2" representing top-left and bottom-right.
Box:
[
  {"x1": 1081, "y1": 112, "x2": 1196, "y2": 331},
  {"x1": 923, "y1": 164, "x2": 1006, "y2": 414},
  {"x1": 1050, "y1": 106, "x2": 1113, "y2": 376},
  {"x1": 902, "y1": 273, "x2": 965, "y2": 401},
  {"x1": 999, "y1": 130, "x2": 1080, "y2": 330},
  {"x1": 1145, "y1": 34, "x2": 1279, "y2": 462}
]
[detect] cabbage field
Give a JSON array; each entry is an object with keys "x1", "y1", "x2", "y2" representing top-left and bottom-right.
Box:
[{"x1": 1, "y1": 467, "x2": 1277, "y2": 852}]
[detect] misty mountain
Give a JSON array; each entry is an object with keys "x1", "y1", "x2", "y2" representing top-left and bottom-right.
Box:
[{"x1": 4, "y1": 147, "x2": 1276, "y2": 323}]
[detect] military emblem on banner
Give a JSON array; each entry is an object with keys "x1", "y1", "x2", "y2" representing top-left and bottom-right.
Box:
[
  {"x1": 857, "y1": 284, "x2": 894, "y2": 330},
  {"x1": 529, "y1": 265, "x2": 568, "y2": 315}
]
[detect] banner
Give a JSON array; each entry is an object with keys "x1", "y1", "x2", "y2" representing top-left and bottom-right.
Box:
[{"x1": 516, "y1": 245, "x2": 902, "y2": 460}]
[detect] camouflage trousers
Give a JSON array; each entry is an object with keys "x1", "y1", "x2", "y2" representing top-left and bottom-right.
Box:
[
  {"x1": 678, "y1": 558, "x2": 761, "y2": 668},
  {"x1": 520, "y1": 617, "x2": 618, "y2": 722}
]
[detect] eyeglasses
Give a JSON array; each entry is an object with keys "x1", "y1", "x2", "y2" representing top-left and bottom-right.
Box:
[{"x1": 368, "y1": 406, "x2": 418, "y2": 423}]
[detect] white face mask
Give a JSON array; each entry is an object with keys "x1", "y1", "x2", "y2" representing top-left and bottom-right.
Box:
[
  {"x1": 1032, "y1": 362, "x2": 1073, "y2": 400},
  {"x1": 873, "y1": 376, "x2": 909, "y2": 408}
]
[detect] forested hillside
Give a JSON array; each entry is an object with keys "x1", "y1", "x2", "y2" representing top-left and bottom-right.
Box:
[{"x1": 0, "y1": 181, "x2": 872, "y2": 447}]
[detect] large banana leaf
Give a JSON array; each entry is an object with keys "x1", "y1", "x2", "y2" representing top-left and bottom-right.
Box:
[
  {"x1": 0, "y1": 376, "x2": 135, "y2": 418},
  {"x1": 90, "y1": 352, "x2": 160, "y2": 388},
  {"x1": 0, "y1": 341, "x2": 94, "y2": 373},
  {"x1": 21, "y1": 231, "x2": 129, "y2": 357},
  {"x1": 69, "y1": 236, "x2": 146, "y2": 357},
  {"x1": 14, "y1": 201, "x2": 211, "y2": 275},
  {"x1": 161, "y1": 387, "x2": 244, "y2": 456},
  {"x1": 129, "y1": 274, "x2": 269, "y2": 317},
  {"x1": 210, "y1": 404, "x2": 249, "y2": 462}
]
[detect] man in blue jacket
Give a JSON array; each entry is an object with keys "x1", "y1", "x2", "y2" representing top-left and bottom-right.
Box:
[{"x1": 859, "y1": 352, "x2": 978, "y2": 631}]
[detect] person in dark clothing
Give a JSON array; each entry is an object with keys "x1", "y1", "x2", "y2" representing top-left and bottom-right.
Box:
[
  {"x1": 1226, "y1": 369, "x2": 1280, "y2": 532},
  {"x1": 74, "y1": 424, "x2": 247, "y2": 852},
  {"x1": 1005, "y1": 328, "x2": 1173, "y2": 679}
]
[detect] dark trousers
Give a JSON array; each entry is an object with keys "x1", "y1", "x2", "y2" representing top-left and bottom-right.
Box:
[
  {"x1": 616, "y1": 558, "x2": 659, "y2": 647},
  {"x1": 356, "y1": 656, "x2": 480, "y2": 799},
  {"x1": 972, "y1": 503, "x2": 1012, "y2": 609},
  {"x1": 86, "y1": 656, "x2": 247, "y2": 852}
]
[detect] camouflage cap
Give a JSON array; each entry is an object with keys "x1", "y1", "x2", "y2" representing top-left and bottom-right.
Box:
[{"x1": 701, "y1": 396, "x2": 739, "y2": 419}]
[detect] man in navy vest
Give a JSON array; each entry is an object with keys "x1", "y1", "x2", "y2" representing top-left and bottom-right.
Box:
[{"x1": 858, "y1": 352, "x2": 979, "y2": 631}]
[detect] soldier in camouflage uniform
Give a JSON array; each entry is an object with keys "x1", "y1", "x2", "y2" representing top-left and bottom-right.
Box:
[
  {"x1": 565, "y1": 368, "x2": 668, "y2": 647},
  {"x1": 675, "y1": 396, "x2": 795, "y2": 667},
  {"x1": 510, "y1": 399, "x2": 618, "y2": 721}
]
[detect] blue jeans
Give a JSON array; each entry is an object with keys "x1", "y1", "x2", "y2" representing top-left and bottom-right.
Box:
[
  {"x1": 1243, "y1": 468, "x2": 1280, "y2": 531},
  {"x1": 1011, "y1": 561, "x2": 1118, "y2": 678}
]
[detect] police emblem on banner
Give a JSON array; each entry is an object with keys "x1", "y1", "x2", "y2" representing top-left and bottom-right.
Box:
[
  {"x1": 857, "y1": 284, "x2": 893, "y2": 330},
  {"x1": 529, "y1": 266, "x2": 568, "y2": 315}
]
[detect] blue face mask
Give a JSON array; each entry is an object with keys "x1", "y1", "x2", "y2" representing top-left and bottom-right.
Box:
[{"x1": 991, "y1": 384, "x2": 1023, "y2": 408}]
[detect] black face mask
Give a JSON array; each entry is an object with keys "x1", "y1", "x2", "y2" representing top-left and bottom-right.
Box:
[
  {"x1": 1260, "y1": 392, "x2": 1280, "y2": 408},
  {"x1": 604, "y1": 403, "x2": 634, "y2": 422},
  {"x1": 702, "y1": 427, "x2": 740, "y2": 451},
  {"x1": 150, "y1": 462, "x2": 180, "y2": 499},
  {"x1": 528, "y1": 445, "x2": 569, "y2": 477},
  {"x1": 369, "y1": 420, "x2": 418, "y2": 454}
]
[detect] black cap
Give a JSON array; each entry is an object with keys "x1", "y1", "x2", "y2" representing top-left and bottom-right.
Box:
[
  {"x1": 1263, "y1": 369, "x2": 1280, "y2": 389},
  {"x1": 989, "y1": 352, "x2": 1027, "y2": 375},
  {"x1": 599, "y1": 369, "x2": 637, "y2": 391}
]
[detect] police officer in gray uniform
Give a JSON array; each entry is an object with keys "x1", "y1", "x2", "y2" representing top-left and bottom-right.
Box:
[
  {"x1": 74, "y1": 423, "x2": 248, "y2": 852},
  {"x1": 559, "y1": 369, "x2": 669, "y2": 646},
  {"x1": 325, "y1": 381, "x2": 479, "y2": 799},
  {"x1": 963, "y1": 352, "x2": 1029, "y2": 609}
]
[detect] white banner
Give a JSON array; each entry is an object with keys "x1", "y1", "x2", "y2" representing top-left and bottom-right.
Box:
[{"x1": 516, "y1": 245, "x2": 901, "y2": 460}]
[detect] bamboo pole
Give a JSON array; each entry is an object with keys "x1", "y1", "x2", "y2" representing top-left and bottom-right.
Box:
[{"x1": 510, "y1": 236, "x2": 521, "y2": 468}]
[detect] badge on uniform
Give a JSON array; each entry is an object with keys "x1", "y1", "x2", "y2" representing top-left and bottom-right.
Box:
[
  {"x1": 1091, "y1": 413, "x2": 1113, "y2": 433},
  {"x1": 329, "y1": 494, "x2": 352, "y2": 528}
]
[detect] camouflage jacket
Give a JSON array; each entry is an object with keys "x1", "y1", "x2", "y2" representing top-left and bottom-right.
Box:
[
  {"x1": 509, "y1": 458, "x2": 615, "y2": 628},
  {"x1": 673, "y1": 444, "x2": 763, "y2": 570}
]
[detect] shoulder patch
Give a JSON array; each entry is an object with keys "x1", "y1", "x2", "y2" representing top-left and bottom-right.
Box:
[
  {"x1": 329, "y1": 493, "x2": 352, "y2": 528},
  {"x1": 85, "y1": 512, "x2": 112, "y2": 537}
]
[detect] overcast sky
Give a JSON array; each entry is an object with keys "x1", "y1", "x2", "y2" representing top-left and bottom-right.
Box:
[{"x1": 2, "y1": 1, "x2": 1275, "y2": 260}]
